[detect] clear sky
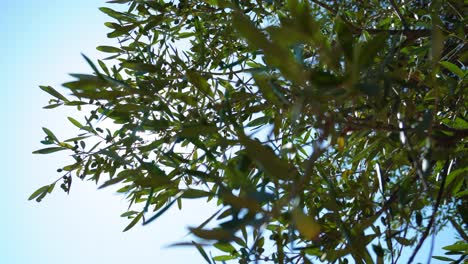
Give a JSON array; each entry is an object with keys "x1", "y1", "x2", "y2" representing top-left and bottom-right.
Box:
[
  {"x1": 0, "y1": 1, "x2": 457, "y2": 263},
  {"x1": 1, "y1": 1, "x2": 218, "y2": 263}
]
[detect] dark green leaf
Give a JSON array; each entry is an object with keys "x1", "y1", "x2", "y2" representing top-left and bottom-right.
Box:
[
  {"x1": 42, "y1": 127, "x2": 59, "y2": 142},
  {"x1": 32, "y1": 147, "x2": 66, "y2": 154},
  {"x1": 98, "y1": 170, "x2": 137, "y2": 189},
  {"x1": 39, "y1": 86, "x2": 69, "y2": 102},
  {"x1": 28, "y1": 185, "x2": 51, "y2": 201},
  {"x1": 186, "y1": 70, "x2": 212, "y2": 96},
  {"x1": 97, "y1": 46, "x2": 123, "y2": 53},
  {"x1": 181, "y1": 189, "x2": 211, "y2": 199},
  {"x1": 432, "y1": 256, "x2": 455, "y2": 261},
  {"x1": 122, "y1": 61, "x2": 159, "y2": 73},
  {"x1": 123, "y1": 212, "x2": 143, "y2": 232},
  {"x1": 192, "y1": 241, "x2": 212, "y2": 264},
  {"x1": 143, "y1": 195, "x2": 181, "y2": 225},
  {"x1": 190, "y1": 227, "x2": 236, "y2": 242},
  {"x1": 179, "y1": 125, "x2": 218, "y2": 137},
  {"x1": 239, "y1": 135, "x2": 295, "y2": 180}
]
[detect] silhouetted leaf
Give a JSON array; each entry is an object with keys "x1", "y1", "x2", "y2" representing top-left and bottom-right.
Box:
[
  {"x1": 33, "y1": 147, "x2": 66, "y2": 154},
  {"x1": 28, "y1": 185, "x2": 51, "y2": 201},
  {"x1": 122, "y1": 61, "x2": 159, "y2": 73},
  {"x1": 239, "y1": 135, "x2": 294, "y2": 180},
  {"x1": 97, "y1": 46, "x2": 123, "y2": 53},
  {"x1": 192, "y1": 241, "x2": 212, "y2": 264},
  {"x1": 123, "y1": 212, "x2": 142, "y2": 232},
  {"x1": 181, "y1": 189, "x2": 211, "y2": 199},
  {"x1": 39, "y1": 86, "x2": 69, "y2": 102}
]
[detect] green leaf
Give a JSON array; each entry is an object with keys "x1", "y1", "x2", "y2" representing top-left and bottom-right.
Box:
[
  {"x1": 253, "y1": 75, "x2": 283, "y2": 108},
  {"x1": 213, "y1": 255, "x2": 236, "y2": 261},
  {"x1": 239, "y1": 135, "x2": 295, "y2": 180},
  {"x1": 39, "y1": 85, "x2": 69, "y2": 102},
  {"x1": 432, "y1": 256, "x2": 455, "y2": 261},
  {"x1": 335, "y1": 19, "x2": 354, "y2": 61},
  {"x1": 181, "y1": 189, "x2": 211, "y2": 199},
  {"x1": 107, "y1": 24, "x2": 137, "y2": 38},
  {"x1": 63, "y1": 74, "x2": 108, "y2": 91},
  {"x1": 97, "y1": 46, "x2": 123, "y2": 53},
  {"x1": 186, "y1": 70, "x2": 212, "y2": 96},
  {"x1": 123, "y1": 212, "x2": 143, "y2": 232},
  {"x1": 28, "y1": 185, "x2": 53, "y2": 202},
  {"x1": 67, "y1": 117, "x2": 83, "y2": 129},
  {"x1": 395, "y1": 237, "x2": 413, "y2": 246},
  {"x1": 28, "y1": 185, "x2": 49, "y2": 200},
  {"x1": 246, "y1": 116, "x2": 270, "y2": 127},
  {"x1": 357, "y1": 33, "x2": 387, "y2": 69},
  {"x1": 99, "y1": 7, "x2": 136, "y2": 22},
  {"x1": 42, "y1": 127, "x2": 59, "y2": 142},
  {"x1": 443, "y1": 242, "x2": 468, "y2": 252},
  {"x1": 32, "y1": 147, "x2": 67, "y2": 154},
  {"x1": 98, "y1": 170, "x2": 137, "y2": 189},
  {"x1": 177, "y1": 32, "x2": 196, "y2": 39},
  {"x1": 179, "y1": 125, "x2": 218, "y2": 137},
  {"x1": 292, "y1": 209, "x2": 320, "y2": 240},
  {"x1": 192, "y1": 241, "x2": 212, "y2": 264},
  {"x1": 440, "y1": 61, "x2": 465, "y2": 79},
  {"x1": 232, "y1": 11, "x2": 305, "y2": 83},
  {"x1": 143, "y1": 195, "x2": 180, "y2": 225},
  {"x1": 214, "y1": 242, "x2": 236, "y2": 253},
  {"x1": 43, "y1": 103, "x2": 62, "y2": 109},
  {"x1": 64, "y1": 136, "x2": 91, "y2": 142},
  {"x1": 122, "y1": 61, "x2": 159, "y2": 73},
  {"x1": 81, "y1": 54, "x2": 102, "y2": 77},
  {"x1": 134, "y1": 175, "x2": 172, "y2": 188},
  {"x1": 190, "y1": 227, "x2": 236, "y2": 242},
  {"x1": 445, "y1": 167, "x2": 468, "y2": 188},
  {"x1": 120, "y1": 211, "x2": 139, "y2": 218},
  {"x1": 143, "y1": 15, "x2": 164, "y2": 31},
  {"x1": 98, "y1": 176, "x2": 127, "y2": 189},
  {"x1": 232, "y1": 11, "x2": 269, "y2": 50}
]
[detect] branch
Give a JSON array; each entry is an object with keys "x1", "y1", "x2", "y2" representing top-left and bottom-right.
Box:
[
  {"x1": 389, "y1": 0, "x2": 409, "y2": 29},
  {"x1": 406, "y1": 160, "x2": 450, "y2": 264}
]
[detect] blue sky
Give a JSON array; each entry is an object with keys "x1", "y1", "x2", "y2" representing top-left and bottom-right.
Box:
[
  {"x1": 0, "y1": 1, "x2": 457, "y2": 263},
  {"x1": 1, "y1": 1, "x2": 218, "y2": 263}
]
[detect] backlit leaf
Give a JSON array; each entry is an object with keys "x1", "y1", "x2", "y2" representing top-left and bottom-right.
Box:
[
  {"x1": 123, "y1": 212, "x2": 143, "y2": 232},
  {"x1": 32, "y1": 147, "x2": 66, "y2": 154}
]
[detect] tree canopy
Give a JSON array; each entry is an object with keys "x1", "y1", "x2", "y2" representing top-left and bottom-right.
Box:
[{"x1": 32, "y1": 0, "x2": 467, "y2": 263}]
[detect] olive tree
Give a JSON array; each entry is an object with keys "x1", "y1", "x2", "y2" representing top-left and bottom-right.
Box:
[{"x1": 31, "y1": 0, "x2": 467, "y2": 263}]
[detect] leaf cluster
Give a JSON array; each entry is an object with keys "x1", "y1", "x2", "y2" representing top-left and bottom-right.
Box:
[{"x1": 33, "y1": 0, "x2": 467, "y2": 263}]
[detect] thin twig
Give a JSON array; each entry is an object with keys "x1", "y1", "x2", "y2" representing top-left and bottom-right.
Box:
[
  {"x1": 389, "y1": 0, "x2": 409, "y2": 29},
  {"x1": 406, "y1": 160, "x2": 450, "y2": 264}
]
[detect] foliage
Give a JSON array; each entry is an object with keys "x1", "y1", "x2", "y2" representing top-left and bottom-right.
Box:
[{"x1": 32, "y1": 0, "x2": 467, "y2": 263}]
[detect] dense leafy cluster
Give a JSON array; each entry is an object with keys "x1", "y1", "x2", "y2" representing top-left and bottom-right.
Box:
[{"x1": 32, "y1": 0, "x2": 466, "y2": 263}]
